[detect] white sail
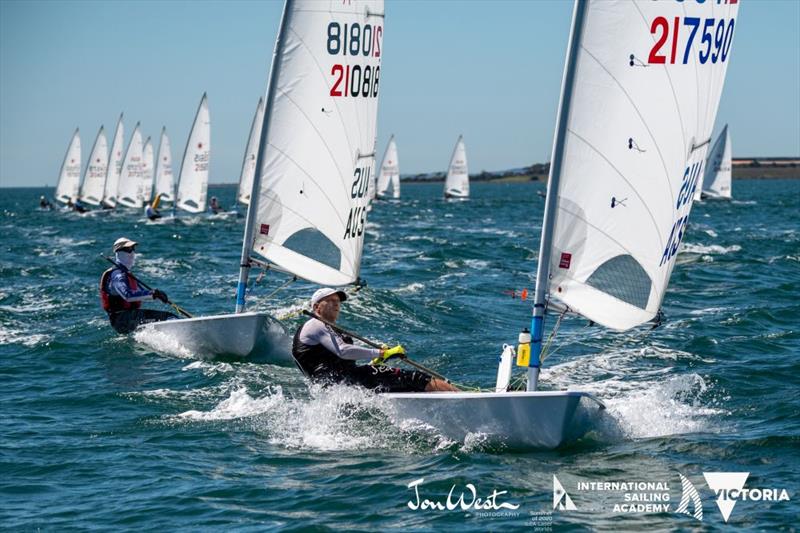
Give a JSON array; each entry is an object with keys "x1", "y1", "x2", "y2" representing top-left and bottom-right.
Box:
[
  {"x1": 247, "y1": 0, "x2": 385, "y2": 287},
  {"x1": 103, "y1": 114, "x2": 124, "y2": 207},
  {"x1": 702, "y1": 125, "x2": 732, "y2": 199},
  {"x1": 376, "y1": 135, "x2": 399, "y2": 199},
  {"x1": 444, "y1": 135, "x2": 469, "y2": 198},
  {"x1": 141, "y1": 136, "x2": 154, "y2": 203},
  {"x1": 154, "y1": 127, "x2": 174, "y2": 202},
  {"x1": 545, "y1": 0, "x2": 739, "y2": 331},
  {"x1": 237, "y1": 97, "x2": 265, "y2": 206},
  {"x1": 116, "y1": 123, "x2": 145, "y2": 208},
  {"x1": 79, "y1": 126, "x2": 108, "y2": 205},
  {"x1": 176, "y1": 93, "x2": 211, "y2": 214},
  {"x1": 55, "y1": 128, "x2": 81, "y2": 204}
]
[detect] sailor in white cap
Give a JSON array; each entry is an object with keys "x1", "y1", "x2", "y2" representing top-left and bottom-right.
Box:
[
  {"x1": 99, "y1": 237, "x2": 176, "y2": 333},
  {"x1": 292, "y1": 288, "x2": 458, "y2": 392}
]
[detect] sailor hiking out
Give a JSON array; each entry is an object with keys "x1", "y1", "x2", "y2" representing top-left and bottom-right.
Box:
[
  {"x1": 292, "y1": 288, "x2": 458, "y2": 393},
  {"x1": 39, "y1": 195, "x2": 53, "y2": 210},
  {"x1": 99, "y1": 237, "x2": 176, "y2": 333},
  {"x1": 145, "y1": 202, "x2": 161, "y2": 221},
  {"x1": 209, "y1": 196, "x2": 222, "y2": 214}
]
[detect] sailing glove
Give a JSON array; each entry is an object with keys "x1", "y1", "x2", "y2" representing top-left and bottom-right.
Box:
[
  {"x1": 370, "y1": 345, "x2": 405, "y2": 366},
  {"x1": 383, "y1": 345, "x2": 406, "y2": 361},
  {"x1": 153, "y1": 289, "x2": 169, "y2": 303}
]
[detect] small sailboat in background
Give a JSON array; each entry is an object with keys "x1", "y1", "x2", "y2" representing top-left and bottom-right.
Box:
[
  {"x1": 102, "y1": 114, "x2": 124, "y2": 209},
  {"x1": 701, "y1": 124, "x2": 732, "y2": 200},
  {"x1": 375, "y1": 135, "x2": 399, "y2": 199},
  {"x1": 175, "y1": 93, "x2": 210, "y2": 215},
  {"x1": 148, "y1": 0, "x2": 384, "y2": 360},
  {"x1": 443, "y1": 134, "x2": 469, "y2": 199},
  {"x1": 153, "y1": 127, "x2": 174, "y2": 205},
  {"x1": 78, "y1": 126, "x2": 108, "y2": 207},
  {"x1": 116, "y1": 123, "x2": 145, "y2": 209},
  {"x1": 384, "y1": 0, "x2": 739, "y2": 448},
  {"x1": 140, "y1": 136, "x2": 155, "y2": 205},
  {"x1": 55, "y1": 128, "x2": 81, "y2": 206},
  {"x1": 236, "y1": 97, "x2": 265, "y2": 211}
]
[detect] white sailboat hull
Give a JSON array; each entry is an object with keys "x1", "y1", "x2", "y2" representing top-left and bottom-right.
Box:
[
  {"x1": 144, "y1": 311, "x2": 292, "y2": 362},
  {"x1": 381, "y1": 390, "x2": 604, "y2": 449},
  {"x1": 444, "y1": 190, "x2": 468, "y2": 199}
]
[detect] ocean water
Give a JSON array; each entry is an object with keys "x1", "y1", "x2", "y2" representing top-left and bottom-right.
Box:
[{"x1": 1, "y1": 180, "x2": 798, "y2": 530}]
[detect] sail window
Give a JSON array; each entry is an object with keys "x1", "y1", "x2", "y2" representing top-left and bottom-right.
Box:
[
  {"x1": 282, "y1": 229, "x2": 341, "y2": 271},
  {"x1": 586, "y1": 254, "x2": 651, "y2": 310}
]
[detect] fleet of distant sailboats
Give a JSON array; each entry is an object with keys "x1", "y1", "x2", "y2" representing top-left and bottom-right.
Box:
[{"x1": 52, "y1": 93, "x2": 215, "y2": 216}]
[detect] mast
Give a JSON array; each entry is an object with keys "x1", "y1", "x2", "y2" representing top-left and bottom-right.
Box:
[
  {"x1": 235, "y1": 0, "x2": 294, "y2": 313},
  {"x1": 528, "y1": 0, "x2": 587, "y2": 391}
]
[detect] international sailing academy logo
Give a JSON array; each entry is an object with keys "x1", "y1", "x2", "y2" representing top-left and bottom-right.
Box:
[
  {"x1": 676, "y1": 474, "x2": 703, "y2": 521},
  {"x1": 703, "y1": 472, "x2": 791, "y2": 523},
  {"x1": 553, "y1": 475, "x2": 577, "y2": 511}
]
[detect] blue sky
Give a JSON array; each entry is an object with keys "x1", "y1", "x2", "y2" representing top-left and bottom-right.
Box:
[{"x1": 1, "y1": 0, "x2": 798, "y2": 188}]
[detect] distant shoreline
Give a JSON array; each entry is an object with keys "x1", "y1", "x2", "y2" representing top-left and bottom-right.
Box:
[{"x1": 3, "y1": 160, "x2": 797, "y2": 189}]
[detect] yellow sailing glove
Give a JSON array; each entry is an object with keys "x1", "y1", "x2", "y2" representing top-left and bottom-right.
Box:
[{"x1": 370, "y1": 344, "x2": 405, "y2": 365}]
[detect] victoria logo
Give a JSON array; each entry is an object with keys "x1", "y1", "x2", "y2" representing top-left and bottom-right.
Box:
[
  {"x1": 703, "y1": 472, "x2": 791, "y2": 523},
  {"x1": 703, "y1": 472, "x2": 749, "y2": 522},
  {"x1": 553, "y1": 475, "x2": 576, "y2": 511}
]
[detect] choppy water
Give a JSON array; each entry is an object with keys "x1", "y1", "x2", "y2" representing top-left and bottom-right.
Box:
[{"x1": 1, "y1": 180, "x2": 798, "y2": 530}]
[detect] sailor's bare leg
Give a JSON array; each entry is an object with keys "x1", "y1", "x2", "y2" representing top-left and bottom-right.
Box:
[{"x1": 425, "y1": 378, "x2": 459, "y2": 392}]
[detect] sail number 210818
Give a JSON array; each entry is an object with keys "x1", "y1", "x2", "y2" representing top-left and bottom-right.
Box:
[{"x1": 328, "y1": 22, "x2": 382, "y2": 98}]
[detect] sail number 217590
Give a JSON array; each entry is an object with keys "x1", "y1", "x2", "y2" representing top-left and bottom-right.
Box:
[
  {"x1": 328, "y1": 22, "x2": 382, "y2": 98},
  {"x1": 648, "y1": 15, "x2": 735, "y2": 65}
]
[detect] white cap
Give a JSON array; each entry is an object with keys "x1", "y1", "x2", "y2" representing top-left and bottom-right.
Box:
[
  {"x1": 113, "y1": 237, "x2": 138, "y2": 252},
  {"x1": 310, "y1": 287, "x2": 347, "y2": 307}
]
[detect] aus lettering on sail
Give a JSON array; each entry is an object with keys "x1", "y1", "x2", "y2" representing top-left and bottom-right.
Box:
[
  {"x1": 660, "y1": 160, "x2": 702, "y2": 266},
  {"x1": 344, "y1": 163, "x2": 372, "y2": 239},
  {"x1": 655, "y1": 1, "x2": 738, "y2": 268}
]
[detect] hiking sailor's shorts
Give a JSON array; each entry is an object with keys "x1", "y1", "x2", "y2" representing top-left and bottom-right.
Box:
[{"x1": 315, "y1": 364, "x2": 431, "y2": 393}]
